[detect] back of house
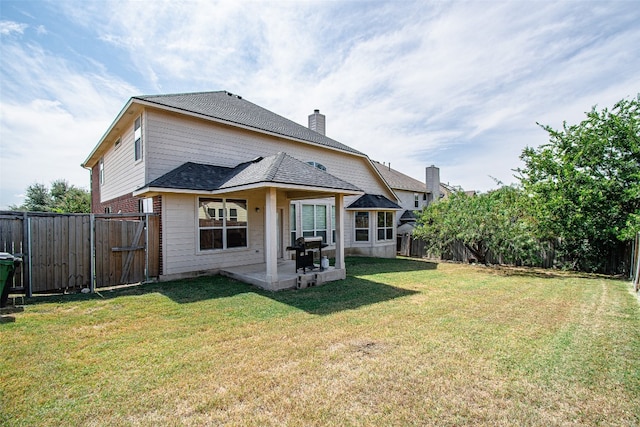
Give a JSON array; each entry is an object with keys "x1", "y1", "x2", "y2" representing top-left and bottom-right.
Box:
[{"x1": 82, "y1": 91, "x2": 402, "y2": 288}]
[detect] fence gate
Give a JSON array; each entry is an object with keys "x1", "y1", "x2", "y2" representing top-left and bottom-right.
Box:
[
  {"x1": 0, "y1": 212, "x2": 159, "y2": 295},
  {"x1": 94, "y1": 215, "x2": 159, "y2": 288}
]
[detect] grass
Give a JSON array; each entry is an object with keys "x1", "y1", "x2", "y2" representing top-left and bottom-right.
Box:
[{"x1": 1, "y1": 257, "x2": 639, "y2": 426}]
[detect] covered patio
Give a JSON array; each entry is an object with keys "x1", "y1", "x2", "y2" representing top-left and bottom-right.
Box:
[
  {"x1": 134, "y1": 152, "x2": 362, "y2": 290},
  {"x1": 220, "y1": 259, "x2": 346, "y2": 291}
]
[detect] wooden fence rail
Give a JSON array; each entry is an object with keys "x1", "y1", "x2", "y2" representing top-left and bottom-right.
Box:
[{"x1": 0, "y1": 211, "x2": 159, "y2": 295}]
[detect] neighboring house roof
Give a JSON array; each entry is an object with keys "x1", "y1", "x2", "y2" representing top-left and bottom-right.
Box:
[
  {"x1": 372, "y1": 161, "x2": 427, "y2": 193},
  {"x1": 134, "y1": 91, "x2": 365, "y2": 156},
  {"x1": 438, "y1": 182, "x2": 476, "y2": 198},
  {"x1": 400, "y1": 210, "x2": 418, "y2": 221},
  {"x1": 136, "y1": 152, "x2": 362, "y2": 195},
  {"x1": 346, "y1": 194, "x2": 402, "y2": 210}
]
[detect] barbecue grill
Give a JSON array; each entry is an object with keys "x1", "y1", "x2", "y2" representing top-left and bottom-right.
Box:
[{"x1": 287, "y1": 236, "x2": 328, "y2": 272}]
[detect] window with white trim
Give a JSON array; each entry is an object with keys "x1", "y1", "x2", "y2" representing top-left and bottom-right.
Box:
[
  {"x1": 414, "y1": 193, "x2": 419, "y2": 208},
  {"x1": 307, "y1": 161, "x2": 327, "y2": 171},
  {"x1": 377, "y1": 211, "x2": 394, "y2": 241},
  {"x1": 99, "y1": 158, "x2": 104, "y2": 185},
  {"x1": 355, "y1": 211, "x2": 369, "y2": 242},
  {"x1": 198, "y1": 198, "x2": 248, "y2": 250},
  {"x1": 302, "y1": 204, "x2": 327, "y2": 243},
  {"x1": 290, "y1": 204, "x2": 296, "y2": 245},
  {"x1": 134, "y1": 116, "x2": 142, "y2": 161},
  {"x1": 331, "y1": 205, "x2": 336, "y2": 244}
]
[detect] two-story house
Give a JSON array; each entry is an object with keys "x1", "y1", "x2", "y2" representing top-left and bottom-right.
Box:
[{"x1": 82, "y1": 91, "x2": 401, "y2": 290}]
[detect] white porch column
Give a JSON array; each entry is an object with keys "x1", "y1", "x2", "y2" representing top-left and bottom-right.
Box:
[
  {"x1": 265, "y1": 187, "x2": 278, "y2": 286},
  {"x1": 335, "y1": 193, "x2": 345, "y2": 270}
]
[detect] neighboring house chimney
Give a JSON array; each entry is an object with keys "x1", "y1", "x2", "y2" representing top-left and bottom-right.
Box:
[
  {"x1": 426, "y1": 165, "x2": 440, "y2": 202},
  {"x1": 308, "y1": 109, "x2": 326, "y2": 135}
]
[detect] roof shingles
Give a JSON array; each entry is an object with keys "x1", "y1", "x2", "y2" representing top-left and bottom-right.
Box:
[
  {"x1": 135, "y1": 91, "x2": 364, "y2": 156},
  {"x1": 142, "y1": 152, "x2": 362, "y2": 193}
]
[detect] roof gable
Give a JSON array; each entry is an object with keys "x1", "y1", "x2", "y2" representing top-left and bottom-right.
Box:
[{"x1": 135, "y1": 91, "x2": 365, "y2": 156}]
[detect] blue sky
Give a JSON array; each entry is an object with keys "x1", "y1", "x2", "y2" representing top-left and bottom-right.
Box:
[{"x1": 1, "y1": 0, "x2": 639, "y2": 209}]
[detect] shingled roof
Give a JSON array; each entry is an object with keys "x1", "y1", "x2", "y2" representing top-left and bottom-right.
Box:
[
  {"x1": 372, "y1": 161, "x2": 427, "y2": 193},
  {"x1": 139, "y1": 152, "x2": 362, "y2": 194},
  {"x1": 134, "y1": 91, "x2": 365, "y2": 156},
  {"x1": 346, "y1": 194, "x2": 402, "y2": 210}
]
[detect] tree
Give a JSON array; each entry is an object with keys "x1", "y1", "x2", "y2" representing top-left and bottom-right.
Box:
[
  {"x1": 9, "y1": 180, "x2": 90, "y2": 213},
  {"x1": 23, "y1": 183, "x2": 53, "y2": 212},
  {"x1": 414, "y1": 186, "x2": 541, "y2": 265},
  {"x1": 54, "y1": 187, "x2": 90, "y2": 213},
  {"x1": 517, "y1": 95, "x2": 640, "y2": 272}
]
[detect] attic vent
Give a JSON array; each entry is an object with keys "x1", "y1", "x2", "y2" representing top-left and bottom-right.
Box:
[{"x1": 250, "y1": 156, "x2": 263, "y2": 163}]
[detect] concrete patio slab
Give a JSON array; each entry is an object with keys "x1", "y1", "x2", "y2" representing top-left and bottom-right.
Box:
[{"x1": 221, "y1": 260, "x2": 346, "y2": 291}]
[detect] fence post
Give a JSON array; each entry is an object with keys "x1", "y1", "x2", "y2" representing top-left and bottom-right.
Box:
[
  {"x1": 20, "y1": 211, "x2": 29, "y2": 296},
  {"x1": 145, "y1": 213, "x2": 149, "y2": 283},
  {"x1": 90, "y1": 214, "x2": 96, "y2": 293},
  {"x1": 26, "y1": 214, "x2": 32, "y2": 298}
]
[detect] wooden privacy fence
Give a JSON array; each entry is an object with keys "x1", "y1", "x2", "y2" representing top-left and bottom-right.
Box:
[
  {"x1": 0, "y1": 212, "x2": 159, "y2": 295},
  {"x1": 398, "y1": 232, "x2": 632, "y2": 275}
]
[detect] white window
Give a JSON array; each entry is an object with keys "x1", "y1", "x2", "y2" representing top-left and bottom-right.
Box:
[
  {"x1": 377, "y1": 212, "x2": 394, "y2": 241},
  {"x1": 331, "y1": 205, "x2": 336, "y2": 244},
  {"x1": 414, "y1": 193, "x2": 419, "y2": 208},
  {"x1": 355, "y1": 211, "x2": 369, "y2": 242},
  {"x1": 290, "y1": 204, "x2": 296, "y2": 245},
  {"x1": 307, "y1": 161, "x2": 327, "y2": 171},
  {"x1": 134, "y1": 116, "x2": 142, "y2": 161},
  {"x1": 199, "y1": 198, "x2": 248, "y2": 250},
  {"x1": 99, "y1": 158, "x2": 104, "y2": 185},
  {"x1": 302, "y1": 204, "x2": 327, "y2": 243}
]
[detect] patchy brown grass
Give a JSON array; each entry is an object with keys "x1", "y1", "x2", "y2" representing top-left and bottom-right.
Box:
[{"x1": 1, "y1": 257, "x2": 639, "y2": 426}]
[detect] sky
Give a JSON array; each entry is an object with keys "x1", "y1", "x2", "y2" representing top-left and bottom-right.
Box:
[{"x1": 1, "y1": 0, "x2": 639, "y2": 209}]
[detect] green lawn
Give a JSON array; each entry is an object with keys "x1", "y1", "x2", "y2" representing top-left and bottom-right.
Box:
[{"x1": 1, "y1": 257, "x2": 639, "y2": 426}]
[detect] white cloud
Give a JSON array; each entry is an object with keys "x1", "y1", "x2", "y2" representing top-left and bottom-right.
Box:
[
  {"x1": 0, "y1": 33, "x2": 138, "y2": 209},
  {"x1": 0, "y1": 20, "x2": 28, "y2": 36}
]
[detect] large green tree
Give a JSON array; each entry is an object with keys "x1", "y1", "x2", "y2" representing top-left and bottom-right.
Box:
[
  {"x1": 9, "y1": 180, "x2": 90, "y2": 213},
  {"x1": 517, "y1": 95, "x2": 640, "y2": 272},
  {"x1": 414, "y1": 186, "x2": 541, "y2": 265}
]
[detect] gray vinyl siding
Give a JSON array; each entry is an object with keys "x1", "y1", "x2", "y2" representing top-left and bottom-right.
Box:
[
  {"x1": 144, "y1": 110, "x2": 392, "y2": 197},
  {"x1": 395, "y1": 189, "x2": 428, "y2": 213},
  {"x1": 161, "y1": 192, "x2": 268, "y2": 275},
  {"x1": 100, "y1": 113, "x2": 146, "y2": 202}
]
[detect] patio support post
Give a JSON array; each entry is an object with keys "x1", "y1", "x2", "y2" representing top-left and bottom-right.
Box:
[
  {"x1": 265, "y1": 187, "x2": 278, "y2": 286},
  {"x1": 335, "y1": 193, "x2": 345, "y2": 270}
]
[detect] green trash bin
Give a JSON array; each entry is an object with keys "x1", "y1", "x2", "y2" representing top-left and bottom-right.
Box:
[{"x1": 0, "y1": 252, "x2": 22, "y2": 308}]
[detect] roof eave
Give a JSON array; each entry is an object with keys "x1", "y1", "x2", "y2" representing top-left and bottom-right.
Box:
[
  {"x1": 134, "y1": 182, "x2": 363, "y2": 198},
  {"x1": 345, "y1": 206, "x2": 404, "y2": 211},
  {"x1": 82, "y1": 98, "x2": 137, "y2": 169}
]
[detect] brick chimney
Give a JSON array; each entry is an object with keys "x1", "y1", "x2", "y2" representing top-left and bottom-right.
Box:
[{"x1": 308, "y1": 109, "x2": 326, "y2": 135}]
